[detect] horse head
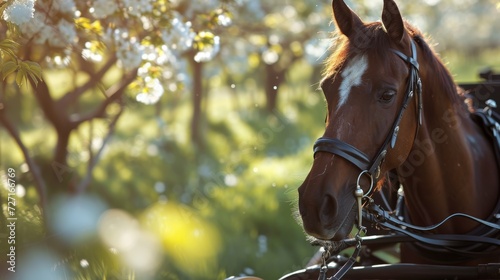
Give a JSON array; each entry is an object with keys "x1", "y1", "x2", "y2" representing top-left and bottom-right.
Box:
[{"x1": 298, "y1": 0, "x2": 422, "y2": 241}]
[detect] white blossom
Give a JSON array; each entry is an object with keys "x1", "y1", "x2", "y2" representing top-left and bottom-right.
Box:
[
  {"x1": 136, "y1": 77, "x2": 164, "y2": 105},
  {"x1": 19, "y1": 12, "x2": 77, "y2": 48},
  {"x1": 114, "y1": 29, "x2": 143, "y2": 71},
  {"x1": 261, "y1": 48, "x2": 279, "y2": 65},
  {"x1": 186, "y1": 0, "x2": 218, "y2": 16},
  {"x1": 45, "y1": 55, "x2": 71, "y2": 68},
  {"x1": 52, "y1": 0, "x2": 75, "y2": 13},
  {"x1": 82, "y1": 42, "x2": 103, "y2": 62},
  {"x1": 19, "y1": 12, "x2": 48, "y2": 43},
  {"x1": 50, "y1": 19, "x2": 78, "y2": 47},
  {"x1": 59, "y1": 20, "x2": 77, "y2": 42},
  {"x1": 137, "y1": 62, "x2": 152, "y2": 78},
  {"x1": 135, "y1": 46, "x2": 185, "y2": 104},
  {"x1": 217, "y1": 14, "x2": 232, "y2": 27},
  {"x1": 91, "y1": 0, "x2": 119, "y2": 19},
  {"x1": 121, "y1": 0, "x2": 153, "y2": 17},
  {"x1": 234, "y1": 0, "x2": 264, "y2": 21},
  {"x1": 162, "y1": 13, "x2": 196, "y2": 52},
  {"x1": 194, "y1": 36, "x2": 220, "y2": 63},
  {"x1": 117, "y1": 43, "x2": 143, "y2": 70},
  {"x1": 2, "y1": 0, "x2": 35, "y2": 25}
]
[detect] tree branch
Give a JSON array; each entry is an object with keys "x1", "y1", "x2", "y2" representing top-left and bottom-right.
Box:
[
  {"x1": 0, "y1": 104, "x2": 48, "y2": 213},
  {"x1": 58, "y1": 55, "x2": 118, "y2": 109},
  {"x1": 75, "y1": 106, "x2": 124, "y2": 193},
  {"x1": 30, "y1": 79, "x2": 73, "y2": 166},
  {"x1": 32, "y1": 79, "x2": 69, "y2": 130},
  {"x1": 72, "y1": 68, "x2": 138, "y2": 127}
]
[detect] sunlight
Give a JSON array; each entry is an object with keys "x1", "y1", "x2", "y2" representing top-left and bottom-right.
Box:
[
  {"x1": 423, "y1": 0, "x2": 441, "y2": 6},
  {"x1": 141, "y1": 202, "x2": 221, "y2": 277},
  {"x1": 98, "y1": 209, "x2": 163, "y2": 274}
]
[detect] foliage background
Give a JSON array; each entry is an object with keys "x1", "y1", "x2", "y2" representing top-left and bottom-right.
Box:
[{"x1": 1, "y1": 0, "x2": 499, "y2": 279}]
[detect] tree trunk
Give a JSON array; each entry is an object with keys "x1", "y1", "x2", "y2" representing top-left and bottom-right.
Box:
[
  {"x1": 51, "y1": 128, "x2": 76, "y2": 192},
  {"x1": 0, "y1": 103, "x2": 48, "y2": 213},
  {"x1": 265, "y1": 64, "x2": 285, "y2": 113},
  {"x1": 190, "y1": 57, "x2": 204, "y2": 151}
]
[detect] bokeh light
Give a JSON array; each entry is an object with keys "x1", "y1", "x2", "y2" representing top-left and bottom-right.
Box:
[
  {"x1": 49, "y1": 194, "x2": 107, "y2": 245},
  {"x1": 98, "y1": 208, "x2": 163, "y2": 276},
  {"x1": 141, "y1": 202, "x2": 221, "y2": 277}
]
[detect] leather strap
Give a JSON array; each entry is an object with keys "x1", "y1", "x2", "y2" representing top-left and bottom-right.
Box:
[
  {"x1": 361, "y1": 199, "x2": 500, "y2": 254},
  {"x1": 366, "y1": 201, "x2": 500, "y2": 232},
  {"x1": 391, "y1": 39, "x2": 419, "y2": 70},
  {"x1": 328, "y1": 244, "x2": 362, "y2": 280},
  {"x1": 471, "y1": 110, "x2": 500, "y2": 173},
  {"x1": 314, "y1": 138, "x2": 370, "y2": 171}
]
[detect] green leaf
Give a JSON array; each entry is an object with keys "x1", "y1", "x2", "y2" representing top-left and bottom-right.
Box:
[
  {"x1": 2, "y1": 60, "x2": 17, "y2": 80},
  {"x1": 0, "y1": 39, "x2": 19, "y2": 49},
  {"x1": 0, "y1": 1, "x2": 13, "y2": 16},
  {"x1": 26, "y1": 71, "x2": 39, "y2": 87},
  {"x1": 26, "y1": 61, "x2": 43, "y2": 80},
  {"x1": 15, "y1": 68, "x2": 26, "y2": 87},
  {"x1": 18, "y1": 61, "x2": 43, "y2": 87},
  {"x1": 0, "y1": 39, "x2": 20, "y2": 59}
]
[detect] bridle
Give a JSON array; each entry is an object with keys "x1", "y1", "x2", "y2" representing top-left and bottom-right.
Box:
[
  {"x1": 311, "y1": 39, "x2": 500, "y2": 280},
  {"x1": 314, "y1": 39, "x2": 423, "y2": 280},
  {"x1": 313, "y1": 39, "x2": 423, "y2": 201}
]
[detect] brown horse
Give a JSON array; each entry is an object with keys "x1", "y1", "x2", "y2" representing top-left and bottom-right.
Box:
[{"x1": 298, "y1": 0, "x2": 500, "y2": 265}]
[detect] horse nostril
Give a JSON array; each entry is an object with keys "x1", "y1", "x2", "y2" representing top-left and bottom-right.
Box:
[{"x1": 320, "y1": 195, "x2": 337, "y2": 225}]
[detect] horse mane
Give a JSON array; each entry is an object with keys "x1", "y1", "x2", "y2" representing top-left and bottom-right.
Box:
[
  {"x1": 323, "y1": 22, "x2": 391, "y2": 81},
  {"x1": 406, "y1": 24, "x2": 468, "y2": 112},
  {"x1": 323, "y1": 21, "x2": 468, "y2": 112}
]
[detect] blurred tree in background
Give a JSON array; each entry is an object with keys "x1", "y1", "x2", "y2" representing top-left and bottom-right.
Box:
[{"x1": 0, "y1": 0, "x2": 499, "y2": 279}]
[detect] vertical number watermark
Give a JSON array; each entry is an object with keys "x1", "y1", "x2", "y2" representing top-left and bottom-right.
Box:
[{"x1": 6, "y1": 167, "x2": 16, "y2": 273}]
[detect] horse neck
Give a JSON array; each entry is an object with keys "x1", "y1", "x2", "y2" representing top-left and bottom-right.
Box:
[{"x1": 397, "y1": 63, "x2": 499, "y2": 234}]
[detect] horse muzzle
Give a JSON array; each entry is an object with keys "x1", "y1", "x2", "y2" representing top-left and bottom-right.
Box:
[{"x1": 298, "y1": 183, "x2": 357, "y2": 241}]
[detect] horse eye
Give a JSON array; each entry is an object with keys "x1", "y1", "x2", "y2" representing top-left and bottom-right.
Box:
[{"x1": 380, "y1": 91, "x2": 396, "y2": 103}]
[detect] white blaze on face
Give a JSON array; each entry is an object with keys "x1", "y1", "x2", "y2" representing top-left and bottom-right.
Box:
[{"x1": 337, "y1": 55, "x2": 368, "y2": 109}]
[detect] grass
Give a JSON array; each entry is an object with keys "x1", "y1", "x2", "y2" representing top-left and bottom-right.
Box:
[{"x1": 441, "y1": 48, "x2": 500, "y2": 82}]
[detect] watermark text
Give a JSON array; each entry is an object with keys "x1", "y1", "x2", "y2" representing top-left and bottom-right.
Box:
[{"x1": 6, "y1": 167, "x2": 17, "y2": 273}]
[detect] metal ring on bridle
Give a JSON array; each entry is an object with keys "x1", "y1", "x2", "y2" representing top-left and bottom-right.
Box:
[{"x1": 356, "y1": 170, "x2": 374, "y2": 198}]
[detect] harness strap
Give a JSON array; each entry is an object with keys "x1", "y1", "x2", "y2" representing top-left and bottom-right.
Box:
[
  {"x1": 362, "y1": 199, "x2": 500, "y2": 251},
  {"x1": 328, "y1": 245, "x2": 361, "y2": 280},
  {"x1": 471, "y1": 109, "x2": 500, "y2": 173},
  {"x1": 335, "y1": 234, "x2": 500, "y2": 248},
  {"x1": 314, "y1": 138, "x2": 370, "y2": 171},
  {"x1": 366, "y1": 201, "x2": 500, "y2": 232},
  {"x1": 391, "y1": 39, "x2": 419, "y2": 70},
  {"x1": 318, "y1": 230, "x2": 365, "y2": 280}
]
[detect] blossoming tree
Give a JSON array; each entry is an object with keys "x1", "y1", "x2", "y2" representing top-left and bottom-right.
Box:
[
  {"x1": 221, "y1": 0, "x2": 331, "y2": 112},
  {"x1": 0, "y1": 0, "x2": 236, "y2": 209}
]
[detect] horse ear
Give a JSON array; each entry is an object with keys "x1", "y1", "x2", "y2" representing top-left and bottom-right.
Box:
[
  {"x1": 382, "y1": 0, "x2": 405, "y2": 42},
  {"x1": 332, "y1": 0, "x2": 363, "y2": 37}
]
